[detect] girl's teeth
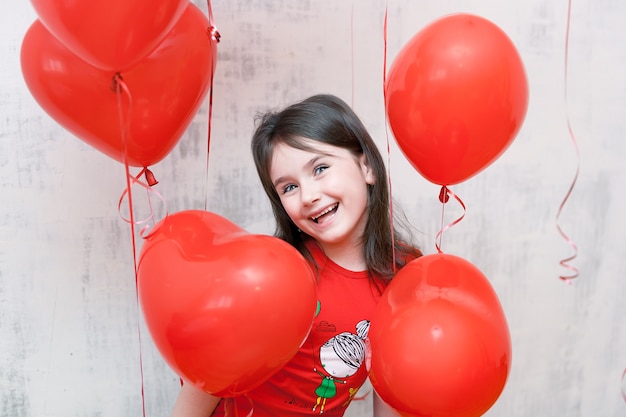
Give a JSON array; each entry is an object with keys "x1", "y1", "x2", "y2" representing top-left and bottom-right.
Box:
[{"x1": 311, "y1": 204, "x2": 338, "y2": 223}]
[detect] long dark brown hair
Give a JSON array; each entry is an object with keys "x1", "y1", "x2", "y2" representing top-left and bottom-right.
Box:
[{"x1": 251, "y1": 94, "x2": 421, "y2": 288}]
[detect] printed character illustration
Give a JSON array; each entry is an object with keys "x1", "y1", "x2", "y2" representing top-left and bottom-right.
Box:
[{"x1": 312, "y1": 319, "x2": 370, "y2": 414}]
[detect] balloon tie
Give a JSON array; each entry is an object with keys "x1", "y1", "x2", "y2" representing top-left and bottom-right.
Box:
[
  {"x1": 207, "y1": 26, "x2": 221, "y2": 42},
  {"x1": 556, "y1": 0, "x2": 580, "y2": 283},
  {"x1": 110, "y1": 72, "x2": 124, "y2": 92},
  {"x1": 144, "y1": 168, "x2": 158, "y2": 186},
  {"x1": 435, "y1": 186, "x2": 466, "y2": 254}
]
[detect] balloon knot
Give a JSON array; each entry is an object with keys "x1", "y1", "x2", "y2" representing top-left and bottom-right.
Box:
[
  {"x1": 439, "y1": 186, "x2": 450, "y2": 204},
  {"x1": 110, "y1": 72, "x2": 124, "y2": 93},
  {"x1": 144, "y1": 168, "x2": 158, "y2": 186},
  {"x1": 208, "y1": 26, "x2": 221, "y2": 43}
]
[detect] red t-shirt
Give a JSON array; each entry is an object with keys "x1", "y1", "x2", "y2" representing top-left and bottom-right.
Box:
[{"x1": 211, "y1": 241, "x2": 384, "y2": 416}]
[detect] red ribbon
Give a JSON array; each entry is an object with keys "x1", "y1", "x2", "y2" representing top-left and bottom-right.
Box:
[
  {"x1": 381, "y1": 1, "x2": 398, "y2": 272},
  {"x1": 622, "y1": 367, "x2": 626, "y2": 402},
  {"x1": 556, "y1": 0, "x2": 580, "y2": 283},
  {"x1": 223, "y1": 396, "x2": 255, "y2": 417},
  {"x1": 112, "y1": 72, "x2": 148, "y2": 417},
  {"x1": 117, "y1": 167, "x2": 168, "y2": 239},
  {"x1": 203, "y1": 0, "x2": 220, "y2": 211},
  {"x1": 435, "y1": 186, "x2": 466, "y2": 254}
]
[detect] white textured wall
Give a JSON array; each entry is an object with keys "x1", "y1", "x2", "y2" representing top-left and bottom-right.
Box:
[{"x1": 2, "y1": 1, "x2": 625, "y2": 416}]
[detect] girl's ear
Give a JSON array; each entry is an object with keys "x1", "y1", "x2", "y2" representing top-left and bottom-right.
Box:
[{"x1": 359, "y1": 154, "x2": 376, "y2": 185}]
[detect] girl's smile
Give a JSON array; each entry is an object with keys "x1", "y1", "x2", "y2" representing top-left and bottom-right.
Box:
[{"x1": 309, "y1": 203, "x2": 338, "y2": 224}]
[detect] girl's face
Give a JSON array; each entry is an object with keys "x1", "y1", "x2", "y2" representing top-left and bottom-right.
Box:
[{"x1": 269, "y1": 138, "x2": 375, "y2": 255}]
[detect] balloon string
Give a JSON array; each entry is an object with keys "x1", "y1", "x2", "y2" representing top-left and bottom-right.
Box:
[
  {"x1": 112, "y1": 73, "x2": 147, "y2": 417},
  {"x1": 207, "y1": 0, "x2": 220, "y2": 41},
  {"x1": 556, "y1": 0, "x2": 580, "y2": 283},
  {"x1": 622, "y1": 367, "x2": 626, "y2": 402},
  {"x1": 204, "y1": 0, "x2": 221, "y2": 211},
  {"x1": 381, "y1": 0, "x2": 396, "y2": 272},
  {"x1": 223, "y1": 396, "x2": 254, "y2": 417},
  {"x1": 350, "y1": 0, "x2": 355, "y2": 107},
  {"x1": 435, "y1": 186, "x2": 466, "y2": 254},
  {"x1": 242, "y1": 395, "x2": 254, "y2": 417}
]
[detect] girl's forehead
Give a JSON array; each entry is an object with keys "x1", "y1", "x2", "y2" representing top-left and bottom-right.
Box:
[
  {"x1": 270, "y1": 141, "x2": 328, "y2": 165},
  {"x1": 270, "y1": 143, "x2": 351, "y2": 171},
  {"x1": 274, "y1": 137, "x2": 342, "y2": 155}
]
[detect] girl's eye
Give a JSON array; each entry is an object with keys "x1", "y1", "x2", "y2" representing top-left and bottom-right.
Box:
[
  {"x1": 281, "y1": 184, "x2": 297, "y2": 194},
  {"x1": 314, "y1": 165, "x2": 329, "y2": 175}
]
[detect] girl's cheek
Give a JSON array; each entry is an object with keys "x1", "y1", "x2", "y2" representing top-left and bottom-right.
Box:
[{"x1": 282, "y1": 200, "x2": 300, "y2": 218}]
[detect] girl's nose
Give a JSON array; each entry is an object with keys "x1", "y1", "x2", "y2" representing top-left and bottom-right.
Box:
[{"x1": 300, "y1": 181, "x2": 321, "y2": 205}]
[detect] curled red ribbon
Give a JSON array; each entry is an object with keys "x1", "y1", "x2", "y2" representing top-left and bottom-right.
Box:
[
  {"x1": 556, "y1": 0, "x2": 580, "y2": 283},
  {"x1": 435, "y1": 186, "x2": 466, "y2": 254},
  {"x1": 117, "y1": 167, "x2": 168, "y2": 239}
]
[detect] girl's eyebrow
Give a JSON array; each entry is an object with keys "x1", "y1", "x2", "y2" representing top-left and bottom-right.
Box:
[
  {"x1": 305, "y1": 155, "x2": 324, "y2": 168},
  {"x1": 273, "y1": 175, "x2": 289, "y2": 188}
]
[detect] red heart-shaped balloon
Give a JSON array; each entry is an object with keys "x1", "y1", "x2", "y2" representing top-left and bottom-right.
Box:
[
  {"x1": 137, "y1": 210, "x2": 318, "y2": 397},
  {"x1": 369, "y1": 253, "x2": 511, "y2": 417},
  {"x1": 30, "y1": 0, "x2": 189, "y2": 71},
  {"x1": 20, "y1": 4, "x2": 216, "y2": 168}
]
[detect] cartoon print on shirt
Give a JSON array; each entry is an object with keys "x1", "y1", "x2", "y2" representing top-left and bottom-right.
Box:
[{"x1": 312, "y1": 319, "x2": 370, "y2": 414}]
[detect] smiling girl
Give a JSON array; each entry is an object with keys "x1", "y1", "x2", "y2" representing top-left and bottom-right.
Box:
[{"x1": 172, "y1": 94, "x2": 421, "y2": 417}]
